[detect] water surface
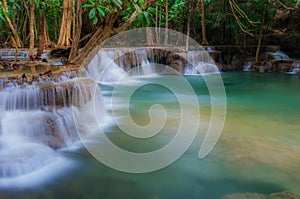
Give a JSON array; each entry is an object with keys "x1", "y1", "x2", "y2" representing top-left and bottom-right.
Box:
[{"x1": 1, "y1": 72, "x2": 300, "y2": 199}]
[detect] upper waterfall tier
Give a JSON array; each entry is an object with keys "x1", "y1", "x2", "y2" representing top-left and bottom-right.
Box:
[
  {"x1": 87, "y1": 47, "x2": 220, "y2": 82},
  {"x1": 0, "y1": 78, "x2": 97, "y2": 111},
  {"x1": 0, "y1": 75, "x2": 107, "y2": 180}
]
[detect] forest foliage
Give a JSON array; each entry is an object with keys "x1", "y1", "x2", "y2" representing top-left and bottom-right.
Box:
[{"x1": 0, "y1": 0, "x2": 299, "y2": 64}]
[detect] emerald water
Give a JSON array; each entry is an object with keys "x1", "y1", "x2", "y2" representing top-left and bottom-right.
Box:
[{"x1": 1, "y1": 72, "x2": 299, "y2": 199}]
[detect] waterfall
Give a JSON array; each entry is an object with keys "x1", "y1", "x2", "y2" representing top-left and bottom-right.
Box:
[
  {"x1": 183, "y1": 52, "x2": 219, "y2": 75},
  {"x1": 243, "y1": 62, "x2": 252, "y2": 72},
  {"x1": 0, "y1": 49, "x2": 29, "y2": 59},
  {"x1": 291, "y1": 62, "x2": 300, "y2": 74},
  {"x1": 87, "y1": 48, "x2": 165, "y2": 82},
  {"x1": 88, "y1": 48, "x2": 219, "y2": 81},
  {"x1": 104, "y1": 48, "x2": 154, "y2": 71},
  {"x1": 87, "y1": 50, "x2": 126, "y2": 83},
  {"x1": 0, "y1": 143, "x2": 57, "y2": 178},
  {"x1": 268, "y1": 51, "x2": 290, "y2": 60},
  {"x1": 0, "y1": 76, "x2": 106, "y2": 182},
  {"x1": 128, "y1": 60, "x2": 159, "y2": 76}
]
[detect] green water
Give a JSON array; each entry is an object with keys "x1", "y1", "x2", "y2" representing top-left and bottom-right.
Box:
[{"x1": 2, "y1": 72, "x2": 300, "y2": 199}]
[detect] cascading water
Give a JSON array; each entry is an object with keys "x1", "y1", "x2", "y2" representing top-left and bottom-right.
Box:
[
  {"x1": 87, "y1": 48, "x2": 161, "y2": 82},
  {"x1": 243, "y1": 62, "x2": 252, "y2": 72},
  {"x1": 0, "y1": 75, "x2": 106, "y2": 184},
  {"x1": 291, "y1": 62, "x2": 300, "y2": 74},
  {"x1": 267, "y1": 51, "x2": 290, "y2": 60},
  {"x1": 183, "y1": 52, "x2": 219, "y2": 75},
  {"x1": 87, "y1": 48, "x2": 220, "y2": 82},
  {"x1": 284, "y1": 62, "x2": 300, "y2": 75},
  {"x1": 0, "y1": 49, "x2": 29, "y2": 59},
  {"x1": 87, "y1": 50, "x2": 126, "y2": 82}
]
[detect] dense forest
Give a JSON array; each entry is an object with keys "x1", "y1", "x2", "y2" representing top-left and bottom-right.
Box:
[
  {"x1": 0, "y1": 1, "x2": 300, "y2": 198},
  {"x1": 0, "y1": 0, "x2": 299, "y2": 65}
]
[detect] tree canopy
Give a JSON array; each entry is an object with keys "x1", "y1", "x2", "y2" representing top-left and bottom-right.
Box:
[{"x1": 0, "y1": 0, "x2": 299, "y2": 64}]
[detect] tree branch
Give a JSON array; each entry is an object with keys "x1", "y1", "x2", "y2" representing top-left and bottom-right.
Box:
[{"x1": 112, "y1": 0, "x2": 157, "y2": 34}]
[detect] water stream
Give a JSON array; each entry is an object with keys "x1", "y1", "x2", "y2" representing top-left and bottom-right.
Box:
[{"x1": 0, "y1": 47, "x2": 299, "y2": 198}]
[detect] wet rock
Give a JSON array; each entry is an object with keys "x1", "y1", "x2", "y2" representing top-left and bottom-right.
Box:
[
  {"x1": 38, "y1": 78, "x2": 95, "y2": 108},
  {"x1": 169, "y1": 59, "x2": 184, "y2": 74},
  {"x1": 259, "y1": 65, "x2": 267, "y2": 73},
  {"x1": 223, "y1": 191, "x2": 300, "y2": 199},
  {"x1": 216, "y1": 62, "x2": 225, "y2": 71},
  {"x1": 50, "y1": 48, "x2": 71, "y2": 59},
  {"x1": 223, "y1": 193, "x2": 267, "y2": 199}
]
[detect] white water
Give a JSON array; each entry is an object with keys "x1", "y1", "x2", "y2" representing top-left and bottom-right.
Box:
[
  {"x1": 0, "y1": 76, "x2": 107, "y2": 185},
  {"x1": 88, "y1": 48, "x2": 219, "y2": 81},
  {"x1": 291, "y1": 62, "x2": 300, "y2": 74},
  {"x1": 268, "y1": 51, "x2": 290, "y2": 60},
  {"x1": 87, "y1": 50, "x2": 126, "y2": 83},
  {"x1": 104, "y1": 48, "x2": 154, "y2": 70},
  {"x1": 0, "y1": 143, "x2": 57, "y2": 178},
  {"x1": 183, "y1": 52, "x2": 219, "y2": 75},
  {"x1": 243, "y1": 62, "x2": 252, "y2": 72}
]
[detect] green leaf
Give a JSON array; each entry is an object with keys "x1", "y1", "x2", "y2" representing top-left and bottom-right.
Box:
[
  {"x1": 88, "y1": 0, "x2": 95, "y2": 5},
  {"x1": 92, "y1": 16, "x2": 98, "y2": 25},
  {"x1": 113, "y1": 0, "x2": 122, "y2": 9},
  {"x1": 3, "y1": 12, "x2": 9, "y2": 17},
  {"x1": 82, "y1": 4, "x2": 94, "y2": 8},
  {"x1": 138, "y1": 0, "x2": 146, "y2": 9},
  {"x1": 0, "y1": 15, "x2": 5, "y2": 21},
  {"x1": 134, "y1": 4, "x2": 140, "y2": 12},
  {"x1": 53, "y1": 10, "x2": 58, "y2": 17},
  {"x1": 89, "y1": 8, "x2": 96, "y2": 19},
  {"x1": 143, "y1": 12, "x2": 150, "y2": 26},
  {"x1": 40, "y1": 2, "x2": 46, "y2": 8},
  {"x1": 97, "y1": 7, "x2": 105, "y2": 17}
]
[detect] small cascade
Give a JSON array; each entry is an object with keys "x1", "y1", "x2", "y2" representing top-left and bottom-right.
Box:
[
  {"x1": 0, "y1": 77, "x2": 8, "y2": 90},
  {"x1": 87, "y1": 50, "x2": 126, "y2": 82},
  {"x1": 104, "y1": 48, "x2": 154, "y2": 71},
  {"x1": 87, "y1": 49, "x2": 163, "y2": 82},
  {"x1": 183, "y1": 52, "x2": 219, "y2": 75},
  {"x1": 290, "y1": 62, "x2": 300, "y2": 74},
  {"x1": 128, "y1": 60, "x2": 160, "y2": 76},
  {"x1": 88, "y1": 47, "x2": 220, "y2": 81},
  {"x1": 0, "y1": 49, "x2": 29, "y2": 59},
  {"x1": 0, "y1": 143, "x2": 57, "y2": 178},
  {"x1": 0, "y1": 109, "x2": 78, "y2": 149},
  {"x1": 0, "y1": 75, "x2": 107, "y2": 181},
  {"x1": 243, "y1": 62, "x2": 252, "y2": 72},
  {"x1": 0, "y1": 85, "x2": 41, "y2": 111},
  {"x1": 267, "y1": 51, "x2": 290, "y2": 60}
]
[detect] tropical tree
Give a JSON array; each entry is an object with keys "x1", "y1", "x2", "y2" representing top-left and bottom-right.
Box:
[
  {"x1": 57, "y1": 0, "x2": 73, "y2": 47},
  {"x1": 71, "y1": 0, "x2": 158, "y2": 65},
  {"x1": 29, "y1": 0, "x2": 35, "y2": 61},
  {"x1": 200, "y1": 0, "x2": 208, "y2": 45},
  {"x1": 69, "y1": 0, "x2": 82, "y2": 60},
  {"x1": 0, "y1": 0, "x2": 22, "y2": 47}
]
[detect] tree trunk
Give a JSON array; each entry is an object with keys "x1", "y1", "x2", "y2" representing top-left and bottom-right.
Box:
[
  {"x1": 70, "y1": 19, "x2": 116, "y2": 65},
  {"x1": 69, "y1": 0, "x2": 82, "y2": 61},
  {"x1": 255, "y1": 9, "x2": 266, "y2": 64},
  {"x1": 37, "y1": 10, "x2": 46, "y2": 58},
  {"x1": 41, "y1": 11, "x2": 52, "y2": 48},
  {"x1": 29, "y1": 0, "x2": 36, "y2": 74},
  {"x1": 71, "y1": 0, "x2": 157, "y2": 65},
  {"x1": 164, "y1": 0, "x2": 169, "y2": 45},
  {"x1": 201, "y1": 0, "x2": 208, "y2": 46},
  {"x1": 155, "y1": 4, "x2": 159, "y2": 44},
  {"x1": 185, "y1": 0, "x2": 191, "y2": 53},
  {"x1": 57, "y1": 0, "x2": 73, "y2": 47},
  {"x1": 146, "y1": 26, "x2": 153, "y2": 46},
  {"x1": 2, "y1": 0, "x2": 21, "y2": 47},
  {"x1": 29, "y1": 0, "x2": 35, "y2": 61}
]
